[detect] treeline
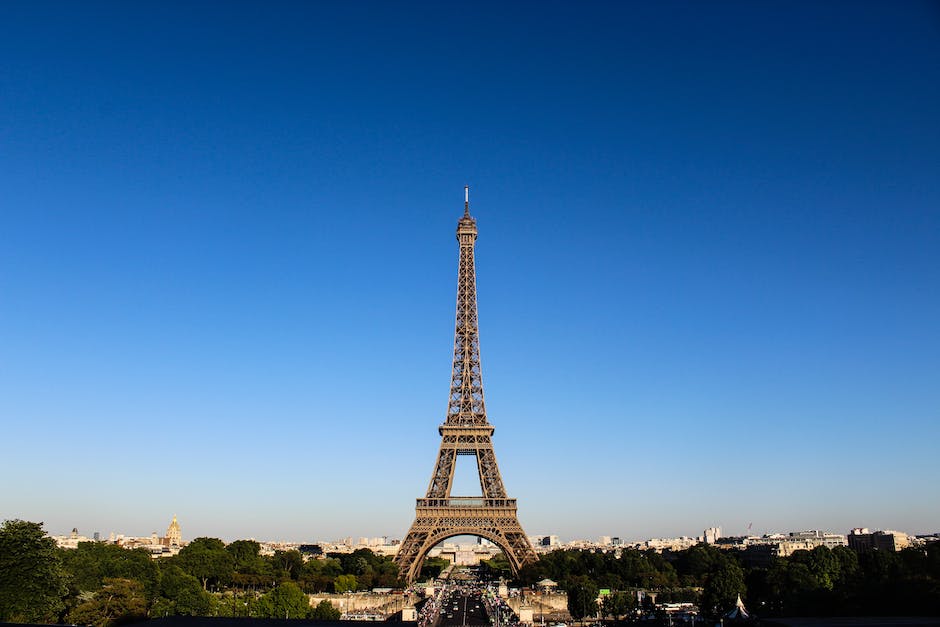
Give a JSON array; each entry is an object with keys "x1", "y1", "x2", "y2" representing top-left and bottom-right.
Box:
[
  {"x1": 208, "y1": 538, "x2": 401, "y2": 592},
  {"x1": 0, "y1": 519, "x2": 400, "y2": 626},
  {"x1": 518, "y1": 542, "x2": 940, "y2": 619}
]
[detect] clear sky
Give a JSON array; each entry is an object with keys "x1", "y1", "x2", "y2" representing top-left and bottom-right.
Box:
[{"x1": 1, "y1": 2, "x2": 938, "y2": 544}]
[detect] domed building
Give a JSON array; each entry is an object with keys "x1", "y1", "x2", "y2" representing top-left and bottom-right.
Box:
[{"x1": 165, "y1": 515, "x2": 182, "y2": 548}]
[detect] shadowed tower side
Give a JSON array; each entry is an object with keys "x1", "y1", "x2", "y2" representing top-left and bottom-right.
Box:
[{"x1": 395, "y1": 187, "x2": 538, "y2": 583}]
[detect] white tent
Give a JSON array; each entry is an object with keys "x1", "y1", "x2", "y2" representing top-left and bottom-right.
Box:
[{"x1": 723, "y1": 594, "x2": 750, "y2": 620}]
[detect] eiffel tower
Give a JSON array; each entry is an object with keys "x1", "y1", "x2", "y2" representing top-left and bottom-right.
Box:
[{"x1": 396, "y1": 187, "x2": 538, "y2": 583}]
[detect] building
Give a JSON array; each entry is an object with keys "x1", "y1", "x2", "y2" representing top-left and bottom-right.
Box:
[
  {"x1": 704, "y1": 527, "x2": 721, "y2": 544},
  {"x1": 746, "y1": 530, "x2": 847, "y2": 555},
  {"x1": 53, "y1": 516, "x2": 185, "y2": 557},
  {"x1": 787, "y1": 530, "x2": 848, "y2": 548},
  {"x1": 166, "y1": 515, "x2": 182, "y2": 547},
  {"x1": 848, "y1": 528, "x2": 909, "y2": 552},
  {"x1": 530, "y1": 535, "x2": 560, "y2": 550},
  {"x1": 53, "y1": 528, "x2": 94, "y2": 549},
  {"x1": 429, "y1": 540, "x2": 502, "y2": 566},
  {"x1": 644, "y1": 536, "x2": 698, "y2": 552}
]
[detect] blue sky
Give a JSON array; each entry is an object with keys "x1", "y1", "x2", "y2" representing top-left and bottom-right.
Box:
[{"x1": 1, "y1": 2, "x2": 938, "y2": 543}]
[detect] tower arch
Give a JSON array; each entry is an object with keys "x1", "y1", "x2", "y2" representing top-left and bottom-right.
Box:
[{"x1": 401, "y1": 528, "x2": 529, "y2": 583}]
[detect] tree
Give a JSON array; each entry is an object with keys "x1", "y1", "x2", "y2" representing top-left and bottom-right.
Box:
[
  {"x1": 177, "y1": 537, "x2": 234, "y2": 590},
  {"x1": 832, "y1": 545, "x2": 859, "y2": 585},
  {"x1": 227, "y1": 540, "x2": 265, "y2": 573},
  {"x1": 806, "y1": 546, "x2": 841, "y2": 590},
  {"x1": 676, "y1": 544, "x2": 725, "y2": 587},
  {"x1": 154, "y1": 565, "x2": 212, "y2": 616},
  {"x1": 61, "y1": 542, "x2": 158, "y2": 596},
  {"x1": 310, "y1": 599, "x2": 341, "y2": 620},
  {"x1": 566, "y1": 575, "x2": 598, "y2": 621},
  {"x1": 335, "y1": 548, "x2": 379, "y2": 576},
  {"x1": 0, "y1": 519, "x2": 70, "y2": 623},
  {"x1": 927, "y1": 541, "x2": 940, "y2": 580},
  {"x1": 419, "y1": 557, "x2": 449, "y2": 579},
  {"x1": 334, "y1": 573, "x2": 358, "y2": 593},
  {"x1": 656, "y1": 588, "x2": 700, "y2": 603},
  {"x1": 480, "y1": 553, "x2": 512, "y2": 581},
  {"x1": 700, "y1": 560, "x2": 745, "y2": 619},
  {"x1": 302, "y1": 557, "x2": 343, "y2": 592},
  {"x1": 601, "y1": 590, "x2": 636, "y2": 619},
  {"x1": 66, "y1": 577, "x2": 148, "y2": 627},
  {"x1": 257, "y1": 581, "x2": 310, "y2": 619},
  {"x1": 228, "y1": 539, "x2": 273, "y2": 589},
  {"x1": 272, "y1": 549, "x2": 305, "y2": 581},
  {"x1": 371, "y1": 557, "x2": 403, "y2": 588}
]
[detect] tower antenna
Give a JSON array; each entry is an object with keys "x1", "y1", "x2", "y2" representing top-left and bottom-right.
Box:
[{"x1": 464, "y1": 185, "x2": 470, "y2": 216}]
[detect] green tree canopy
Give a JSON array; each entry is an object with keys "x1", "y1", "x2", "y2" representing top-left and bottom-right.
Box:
[
  {"x1": 271, "y1": 549, "x2": 305, "y2": 581},
  {"x1": 334, "y1": 573, "x2": 358, "y2": 593},
  {"x1": 154, "y1": 565, "x2": 212, "y2": 616},
  {"x1": 479, "y1": 552, "x2": 512, "y2": 581},
  {"x1": 700, "y1": 560, "x2": 745, "y2": 619},
  {"x1": 0, "y1": 519, "x2": 70, "y2": 623},
  {"x1": 601, "y1": 590, "x2": 636, "y2": 619},
  {"x1": 675, "y1": 543, "x2": 726, "y2": 586},
  {"x1": 227, "y1": 539, "x2": 273, "y2": 588},
  {"x1": 226, "y1": 540, "x2": 265, "y2": 574},
  {"x1": 566, "y1": 575, "x2": 599, "y2": 620},
  {"x1": 310, "y1": 599, "x2": 341, "y2": 620},
  {"x1": 66, "y1": 577, "x2": 148, "y2": 627},
  {"x1": 301, "y1": 557, "x2": 343, "y2": 592},
  {"x1": 177, "y1": 537, "x2": 234, "y2": 590},
  {"x1": 257, "y1": 581, "x2": 310, "y2": 619},
  {"x1": 419, "y1": 557, "x2": 450, "y2": 580},
  {"x1": 61, "y1": 542, "x2": 158, "y2": 596}
]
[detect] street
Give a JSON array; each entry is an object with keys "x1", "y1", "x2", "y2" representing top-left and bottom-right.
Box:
[{"x1": 438, "y1": 587, "x2": 490, "y2": 627}]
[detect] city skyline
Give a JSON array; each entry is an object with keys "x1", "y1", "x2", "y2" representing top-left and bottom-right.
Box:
[
  {"x1": 2, "y1": 2, "x2": 939, "y2": 543},
  {"x1": 41, "y1": 517, "x2": 932, "y2": 549}
]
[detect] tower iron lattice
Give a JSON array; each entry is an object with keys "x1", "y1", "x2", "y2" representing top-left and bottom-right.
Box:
[{"x1": 395, "y1": 188, "x2": 538, "y2": 583}]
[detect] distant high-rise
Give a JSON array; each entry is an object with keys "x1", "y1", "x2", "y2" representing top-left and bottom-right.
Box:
[{"x1": 704, "y1": 526, "x2": 721, "y2": 544}]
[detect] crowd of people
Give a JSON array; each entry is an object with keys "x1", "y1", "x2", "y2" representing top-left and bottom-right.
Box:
[
  {"x1": 416, "y1": 582, "x2": 451, "y2": 627},
  {"x1": 481, "y1": 587, "x2": 520, "y2": 627}
]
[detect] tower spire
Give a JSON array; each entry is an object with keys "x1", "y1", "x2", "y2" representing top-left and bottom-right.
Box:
[{"x1": 451, "y1": 188, "x2": 483, "y2": 425}]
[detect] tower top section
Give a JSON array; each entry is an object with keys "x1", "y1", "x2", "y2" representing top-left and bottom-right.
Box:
[
  {"x1": 447, "y1": 187, "x2": 487, "y2": 426},
  {"x1": 457, "y1": 185, "x2": 477, "y2": 243}
]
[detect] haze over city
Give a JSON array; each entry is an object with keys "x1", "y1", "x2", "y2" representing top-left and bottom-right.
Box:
[{"x1": 1, "y1": 2, "x2": 938, "y2": 544}]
